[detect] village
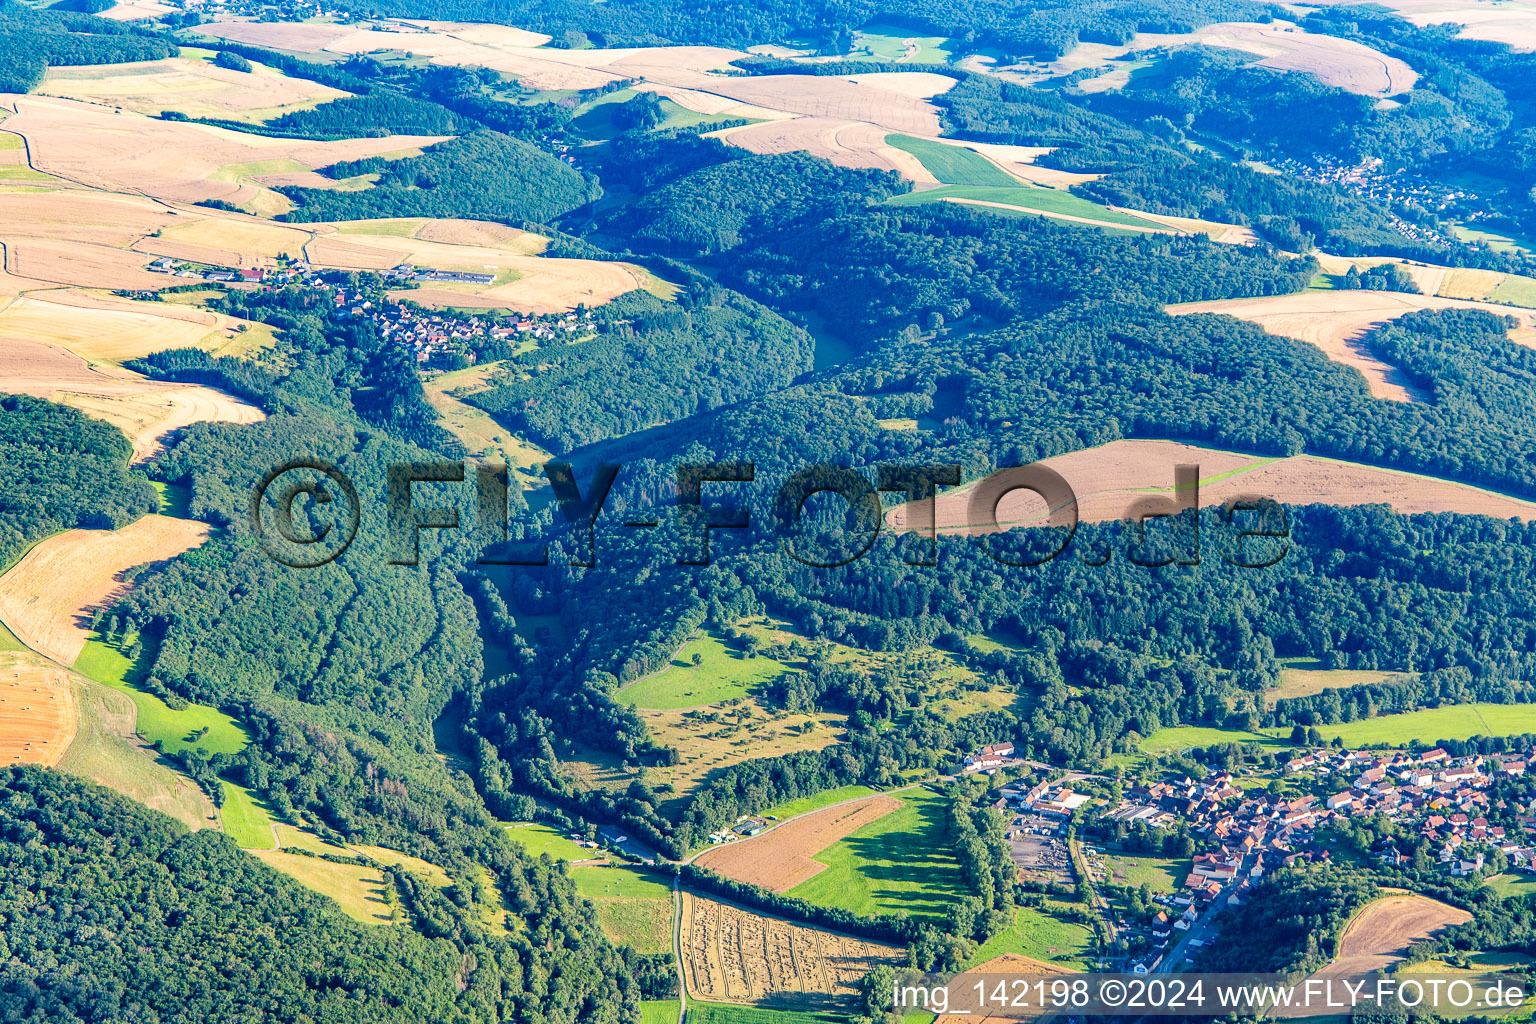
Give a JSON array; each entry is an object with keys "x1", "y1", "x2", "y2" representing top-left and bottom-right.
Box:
[
  {"x1": 132, "y1": 255, "x2": 596, "y2": 366},
  {"x1": 982, "y1": 741, "x2": 1536, "y2": 972}
]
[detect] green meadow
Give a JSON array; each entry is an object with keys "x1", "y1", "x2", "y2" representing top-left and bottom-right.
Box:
[
  {"x1": 74, "y1": 633, "x2": 249, "y2": 756},
  {"x1": 618, "y1": 632, "x2": 791, "y2": 709},
  {"x1": 888, "y1": 182, "x2": 1159, "y2": 228},
  {"x1": 220, "y1": 781, "x2": 276, "y2": 849},
  {"x1": 886, "y1": 134, "x2": 1017, "y2": 186},
  {"x1": 1099, "y1": 852, "x2": 1189, "y2": 893},
  {"x1": 504, "y1": 822, "x2": 597, "y2": 861},
  {"x1": 966, "y1": 903, "x2": 1096, "y2": 970},
  {"x1": 686, "y1": 1004, "x2": 845, "y2": 1024},
  {"x1": 787, "y1": 787, "x2": 966, "y2": 919},
  {"x1": 1278, "y1": 703, "x2": 1536, "y2": 747}
]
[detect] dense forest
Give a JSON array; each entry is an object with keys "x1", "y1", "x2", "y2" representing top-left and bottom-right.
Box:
[
  {"x1": 0, "y1": 767, "x2": 643, "y2": 1024},
  {"x1": 278, "y1": 131, "x2": 598, "y2": 224},
  {"x1": 0, "y1": 394, "x2": 157, "y2": 570},
  {"x1": 0, "y1": 0, "x2": 177, "y2": 92},
  {"x1": 464, "y1": 286, "x2": 815, "y2": 451}
]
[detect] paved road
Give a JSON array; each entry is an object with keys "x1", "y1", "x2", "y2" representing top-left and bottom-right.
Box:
[{"x1": 1155, "y1": 848, "x2": 1257, "y2": 973}]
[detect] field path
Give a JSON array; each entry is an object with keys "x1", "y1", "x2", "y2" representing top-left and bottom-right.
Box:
[{"x1": 672, "y1": 874, "x2": 687, "y2": 1024}]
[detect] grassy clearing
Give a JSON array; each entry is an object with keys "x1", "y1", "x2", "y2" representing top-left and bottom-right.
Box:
[
  {"x1": 1267, "y1": 703, "x2": 1536, "y2": 747},
  {"x1": 855, "y1": 25, "x2": 952, "y2": 63},
  {"x1": 1140, "y1": 725, "x2": 1289, "y2": 755},
  {"x1": 640, "y1": 1001, "x2": 681, "y2": 1024},
  {"x1": 151, "y1": 479, "x2": 193, "y2": 518},
  {"x1": 504, "y1": 822, "x2": 597, "y2": 861},
  {"x1": 618, "y1": 632, "x2": 790, "y2": 709},
  {"x1": 220, "y1": 781, "x2": 275, "y2": 849},
  {"x1": 74, "y1": 633, "x2": 248, "y2": 756},
  {"x1": 592, "y1": 897, "x2": 674, "y2": 954},
  {"x1": 1100, "y1": 852, "x2": 1188, "y2": 892},
  {"x1": 56, "y1": 675, "x2": 215, "y2": 832},
  {"x1": 886, "y1": 135, "x2": 1017, "y2": 186},
  {"x1": 887, "y1": 182, "x2": 1160, "y2": 228},
  {"x1": 252, "y1": 849, "x2": 396, "y2": 924},
  {"x1": 787, "y1": 787, "x2": 967, "y2": 920},
  {"x1": 762, "y1": 784, "x2": 879, "y2": 820},
  {"x1": 0, "y1": 618, "x2": 23, "y2": 652},
  {"x1": 1484, "y1": 873, "x2": 1536, "y2": 899},
  {"x1": 572, "y1": 865, "x2": 673, "y2": 901},
  {"x1": 1492, "y1": 275, "x2": 1536, "y2": 307},
  {"x1": 1270, "y1": 658, "x2": 1409, "y2": 705},
  {"x1": 966, "y1": 903, "x2": 1096, "y2": 970},
  {"x1": 573, "y1": 865, "x2": 674, "y2": 954}
]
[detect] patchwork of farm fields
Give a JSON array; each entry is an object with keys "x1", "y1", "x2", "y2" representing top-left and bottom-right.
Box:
[{"x1": 679, "y1": 893, "x2": 903, "y2": 1003}]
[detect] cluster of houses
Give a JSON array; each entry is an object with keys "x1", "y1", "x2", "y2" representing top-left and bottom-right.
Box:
[
  {"x1": 139, "y1": 254, "x2": 598, "y2": 365},
  {"x1": 1284, "y1": 746, "x2": 1535, "y2": 876},
  {"x1": 963, "y1": 741, "x2": 1022, "y2": 773},
  {"x1": 1272, "y1": 154, "x2": 1464, "y2": 246}
]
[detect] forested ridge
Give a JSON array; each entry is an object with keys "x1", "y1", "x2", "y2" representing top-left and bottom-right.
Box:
[
  {"x1": 0, "y1": 394, "x2": 157, "y2": 570},
  {"x1": 0, "y1": 767, "x2": 644, "y2": 1024},
  {"x1": 12, "y1": 0, "x2": 1536, "y2": 998},
  {"x1": 0, "y1": 0, "x2": 177, "y2": 92}
]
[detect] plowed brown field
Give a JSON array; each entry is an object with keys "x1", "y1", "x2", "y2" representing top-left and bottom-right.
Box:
[{"x1": 693, "y1": 794, "x2": 903, "y2": 891}]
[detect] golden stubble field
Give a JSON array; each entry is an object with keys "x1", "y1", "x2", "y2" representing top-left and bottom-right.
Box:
[
  {"x1": 0, "y1": 650, "x2": 78, "y2": 768},
  {"x1": 885, "y1": 439, "x2": 1536, "y2": 537},
  {"x1": 39, "y1": 55, "x2": 350, "y2": 122},
  {"x1": 694, "y1": 794, "x2": 904, "y2": 891},
  {"x1": 0, "y1": 515, "x2": 211, "y2": 666},
  {"x1": 679, "y1": 892, "x2": 904, "y2": 1003},
  {"x1": 0, "y1": 95, "x2": 450, "y2": 210},
  {"x1": 1168, "y1": 290, "x2": 1536, "y2": 402}
]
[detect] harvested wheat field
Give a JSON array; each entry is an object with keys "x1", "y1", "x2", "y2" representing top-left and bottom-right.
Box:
[
  {"x1": 1168, "y1": 291, "x2": 1536, "y2": 402},
  {"x1": 717, "y1": 119, "x2": 936, "y2": 178},
  {"x1": 1345, "y1": 0, "x2": 1536, "y2": 51},
  {"x1": 97, "y1": 0, "x2": 175, "y2": 20},
  {"x1": 155, "y1": 215, "x2": 312, "y2": 260},
  {"x1": 933, "y1": 953, "x2": 1074, "y2": 1024},
  {"x1": 679, "y1": 893, "x2": 903, "y2": 1003},
  {"x1": 192, "y1": 19, "x2": 360, "y2": 52},
  {"x1": 694, "y1": 794, "x2": 903, "y2": 891},
  {"x1": 887, "y1": 439, "x2": 1536, "y2": 536},
  {"x1": 1, "y1": 237, "x2": 169, "y2": 291},
  {"x1": 412, "y1": 218, "x2": 546, "y2": 248},
  {"x1": 0, "y1": 292, "x2": 248, "y2": 362},
  {"x1": 0, "y1": 190, "x2": 176, "y2": 247},
  {"x1": 1277, "y1": 891, "x2": 1478, "y2": 1016},
  {"x1": 62, "y1": 385, "x2": 265, "y2": 461},
  {"x1": 1331, "y1": 894, "x2": 1472, "y2": 974},
  {"x1": 0, "y1": 651, "x2": 78, "y2": 768},
  {"x1": 309, "y1": 227, "x2": 548, "y2": 270},
  {"x1": 2, "y1": 96, "x2": 451, "y2": 207},
  {"x1": 0, "y1": 515, "x2": 211, "y2": 666},
  {"x1": 391, "y1": 257, "x2": 661, "y2": 314},
  {"x1": 1046, "y1": 19, "x2": 1415, "y2": 95},
  {"x1": 676, "y1": 74, "x2": 943, "y2": 134},
  {"x1": 39, "y1": 56, "x2": 350, "y2": 123}
]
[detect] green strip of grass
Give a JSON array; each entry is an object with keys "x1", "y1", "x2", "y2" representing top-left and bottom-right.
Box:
[
  {"x1": 220, "y1": 781, "x2": 276, "y2": 849},
  {"x1": 886, "y1": 134, "x2": 1017, "y2": 186},
  {"x1": 1267, "y1": 703, "x2": 1536, "y2": 747},
  {"x1": 887, "y1": 182, "x2": 1159, "y2": 228},
  {"x1": 787, "y1": 787, "x2": 967, "y2": 920},
  {"x1": 686, "y1": 1003, "x2": 847, "y2": 1024},
  {"x1": 640, "y1": 1001, "x2": 681, "y2": 1024},
  {"x1": 761, "y1": 784, "x2": 878, "y2": 820},
  {"x1": 503, "y1": 822, "x2": 597, "y2": 861},
  {"x1": 74, "y1": 632, "x2": 249, "y2": 756}
]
